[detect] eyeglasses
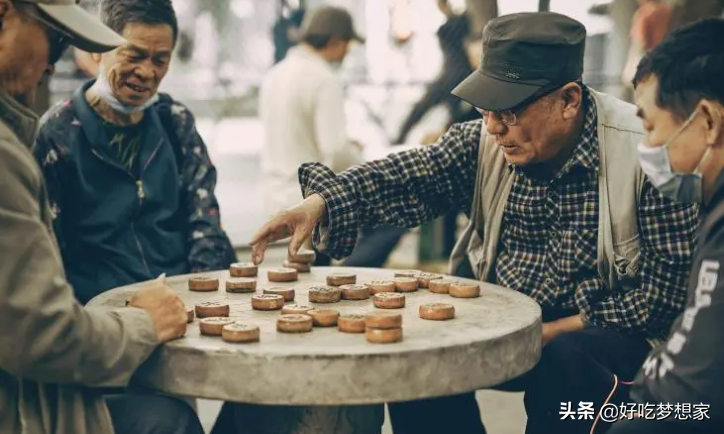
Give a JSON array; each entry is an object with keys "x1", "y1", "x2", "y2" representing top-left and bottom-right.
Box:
[
  {"x1": 476, "y1": 83, "x2": 578, "y2": 126},
  {"x1": 476, "y1": 107, "x2": 521, "y2": 126}
]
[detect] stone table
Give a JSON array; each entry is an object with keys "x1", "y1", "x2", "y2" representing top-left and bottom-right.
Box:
[{"x1": 88, "y1": 266, "x2": 542, "y2": 433}]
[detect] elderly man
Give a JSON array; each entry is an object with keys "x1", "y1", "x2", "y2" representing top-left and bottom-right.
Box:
[
  {"x1": 33, "y1": 0, "x2": 236, "y2": 305},
  {"x1": 250, "y1": 12, "x2": 699, "y2": 434},
  {"x1": 608, "y1": 18, "x2": 724, "y2": 434},
  {"x1": 0, "y1": 1, "x2": 203, "y2": 434}
]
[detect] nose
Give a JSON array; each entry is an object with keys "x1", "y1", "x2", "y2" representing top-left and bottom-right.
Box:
[
  {"x1": 484, "y1": 114, "x2": 507, "y2": 136},
  {"x1": 133, "y1": 63, "x2": 155, "y2": 81}
]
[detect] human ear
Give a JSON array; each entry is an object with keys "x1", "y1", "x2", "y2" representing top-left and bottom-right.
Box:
[
  {"x1": 699, "y1": 100, "x2": 724, "y2": 147},
  {"x1": 560, "y1": 82, "x2": 583, "y2": 120}
]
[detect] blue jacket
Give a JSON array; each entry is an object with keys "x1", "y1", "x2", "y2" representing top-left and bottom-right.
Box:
[{"x1": 34, "y1": 80, "x2": 236, "y2": 303}]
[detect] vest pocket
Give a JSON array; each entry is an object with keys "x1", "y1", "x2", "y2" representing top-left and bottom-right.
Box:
[{"x1": 613, "y1": 234, "x2": 641, "y2": 288}]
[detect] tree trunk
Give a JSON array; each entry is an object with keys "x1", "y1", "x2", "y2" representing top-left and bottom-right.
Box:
[{"x1": 465, "y1": 0, "x2": 498, "y2": 38}]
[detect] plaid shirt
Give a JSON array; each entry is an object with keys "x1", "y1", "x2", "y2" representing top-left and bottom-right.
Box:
[{"x1": 300, "y1": 89, "x2": 699, "y2": 339}]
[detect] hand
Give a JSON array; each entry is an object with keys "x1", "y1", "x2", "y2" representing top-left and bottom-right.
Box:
[
  {"x1": 129, "y1": 277, "x2": 187, "y2": 343},
  {"x1": 542, "y1": 315, "x2": 584, "y2": 346},
  {"x1": 250, "y1": 194, "x2": 327, "y2": 265}
]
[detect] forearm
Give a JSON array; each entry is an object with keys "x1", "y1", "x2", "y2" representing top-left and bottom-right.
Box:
[
  {"x1": 299, "y1": 125, "x2": 479, "y2": 258},
  {"x1": 0, "y1": 225, "x2": 157, "y2": 386}
]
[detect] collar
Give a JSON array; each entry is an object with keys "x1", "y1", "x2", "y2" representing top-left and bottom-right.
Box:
[
  {"x1": 73, "y1": 79, "x2": 155, "y2": 150},
  {"x1": 705, "y1": 166, "x2": 724, "y2": 213},
  {"x1": 0, "y1": 86, "x2": 39, "y2": 148}
]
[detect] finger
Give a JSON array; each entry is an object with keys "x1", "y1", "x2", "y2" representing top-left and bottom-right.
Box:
[
  {"x1": 288, "y1": 223, "x2": 313, "y2": 258},
  {"x1": 249, "y1": 218, "x2": 282, "y2": 247},
  {"x1": 251, "y1": 238, "x2": 268, "y2": 265}
]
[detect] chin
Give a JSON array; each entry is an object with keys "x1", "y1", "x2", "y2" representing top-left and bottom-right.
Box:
[{"x1": 502, "y1": 153, "x2": 532, "y2": 166}]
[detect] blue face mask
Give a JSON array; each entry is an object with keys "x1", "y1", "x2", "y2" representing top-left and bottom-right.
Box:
[
  {"x1": 636, "y1": 110, "x2": 711, "y2": 204},
  {"x1": 91, "y1": 63, "x2": 159, "y2": 115}
]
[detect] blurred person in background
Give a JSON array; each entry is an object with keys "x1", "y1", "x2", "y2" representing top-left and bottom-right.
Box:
[
  {"x1": 33, "y1": 0, "x2": 237, "y2": 305},
  {"x1": 273, "y1": 6, "x2": 306, "y2": 64},
  {"x1": 622, "y1": 0, "x2": 673, "y2": 89},
  {"x1": 0, "y1": 1, "x2": 203, "y2": 433},
  {"x1": 260, "y1": 5, "x2": 406, "y2": 268},
  {"x1": 393, "y1": 0, "x2": 474, "y2": 145}
]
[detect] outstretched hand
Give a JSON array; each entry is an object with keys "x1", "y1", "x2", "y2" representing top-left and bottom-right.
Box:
[{"x1": 250, "y1": 194, "x2": 327, "y2": 264}]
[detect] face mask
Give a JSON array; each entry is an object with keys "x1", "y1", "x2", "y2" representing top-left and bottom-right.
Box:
[
  {"x1": 91, "y1": 63, "x2": 159, "y2": 115},
  {"x1": 636, "y1": 110, "x2": 711, "y2": 204}
]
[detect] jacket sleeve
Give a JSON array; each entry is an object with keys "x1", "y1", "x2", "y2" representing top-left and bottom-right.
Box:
[
  {"x1": 0, "y1": 137, "x2": 159, "y2": 387},
  {"x1": 173, "y1": 102, "x2": 237, "y2": 271},
  {"x1": 297, "y1": 120, "x2": 481, "y2": 259},
  {"x1": 631, "y1": 219, "x2": 724, "y2": 427},
  {"x1": 32, "y1": 125, "x2": 68, "y2": 262},
  {"x1": 577, "y1": 180, "x2": 697, "y2": 336}
]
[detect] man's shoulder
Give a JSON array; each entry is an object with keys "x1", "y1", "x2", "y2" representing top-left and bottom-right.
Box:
[
  {"x1": 38, "y1": 99, "x2": 77, "y2": 131},
  {"x1": 0, "y1": 121, "x2": 42, "y2": 197},
  {"x1": 590, "y1": 88, "x2": 643, "y2": 134},
  {"x1": 154, "y1": 92, "x2": 196, "y2": 131}
]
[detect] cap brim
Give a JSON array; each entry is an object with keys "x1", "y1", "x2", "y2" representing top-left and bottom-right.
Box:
[
  {"x1": 353, "y1": 33, "x2": 366, "y2": 44},
  {"x1": 451, "y1": 69, "x2": 544, "y2": 111},
  {"x1": 37, "y1": 4, "x2": 125, "y2": 53}
]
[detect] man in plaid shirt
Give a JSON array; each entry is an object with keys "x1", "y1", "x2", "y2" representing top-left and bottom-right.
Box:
[{"x1": 251, "y1": 12, "x2": 699, "y2": 434}]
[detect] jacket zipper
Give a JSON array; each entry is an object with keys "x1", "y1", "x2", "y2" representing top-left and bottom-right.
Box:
[{"x1": 91, "y1": 139, "x2": 164, "y2": 275}]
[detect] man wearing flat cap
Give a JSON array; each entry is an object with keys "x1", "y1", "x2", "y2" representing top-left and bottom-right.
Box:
[
  {"x1": 249, "y1": 11, "x2": 699, "y2": 434},
  {"x1": 0, "y1": 1, "x2": 205, "y2": 434}
]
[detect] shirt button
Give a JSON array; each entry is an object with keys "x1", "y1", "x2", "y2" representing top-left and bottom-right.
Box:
[{"x1": 545, "y1": 278, "x2": 555, "y2": 287}]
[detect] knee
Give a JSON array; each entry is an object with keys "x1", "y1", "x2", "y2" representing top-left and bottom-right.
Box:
[
  {"x1": 539, "y1": 333, "x2": 585, "y2": 370},
  {"x1": 145, "y1": 396, "x2": 204, "y2": 434}
]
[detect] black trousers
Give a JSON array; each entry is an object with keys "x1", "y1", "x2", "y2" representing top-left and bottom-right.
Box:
[
  {"x1": 106, "y1": 394, "x2": 204, "y2": 434},
  {"x1": 608, "y1": 418, "x2": 720, "y2": 434},
  {"x1": 313, "y1": 225, "x2": 407, "y2": 268},
  {"x1": 388, "y1": 325, "x2": 652, "y2": 434}
]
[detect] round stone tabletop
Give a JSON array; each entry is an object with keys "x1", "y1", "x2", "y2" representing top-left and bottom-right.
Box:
[{"x1": 88, "y1": 266, "x2": 542, "y2": 405}]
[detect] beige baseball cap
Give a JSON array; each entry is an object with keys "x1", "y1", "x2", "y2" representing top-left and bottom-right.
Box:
[{"x1": 25, "y1": 0, "x2": 125, "y2": 52}]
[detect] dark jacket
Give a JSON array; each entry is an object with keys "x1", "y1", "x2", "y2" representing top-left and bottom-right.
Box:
[
  {"x1": 33, "y1": 80, "x2": 236, "y2": 304},
  {"x1": 631, "y1": 169, "x2": 724, "y2": 427}
]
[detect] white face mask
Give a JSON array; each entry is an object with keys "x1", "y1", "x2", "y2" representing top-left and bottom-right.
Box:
[
  {"x1": 636, "y1": 110, "x2": 711, "y2": 204},
  {"x1": 91, "y1": 63, "x2": 159, "y2": 115}
]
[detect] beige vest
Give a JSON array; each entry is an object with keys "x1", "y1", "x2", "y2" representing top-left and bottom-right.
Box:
[{"x1": 450, "y1": 89, "x2": 646, "y2": 295}]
